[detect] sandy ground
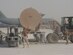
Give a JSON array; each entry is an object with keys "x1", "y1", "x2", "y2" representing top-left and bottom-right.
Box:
[{"x1": 0, "y1": 28, "x2": 73, "y2": 55}]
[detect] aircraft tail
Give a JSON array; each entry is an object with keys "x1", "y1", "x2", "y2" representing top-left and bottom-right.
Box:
[{"x1": 0, "y1": 11, "x2": 6, "y2": 18}]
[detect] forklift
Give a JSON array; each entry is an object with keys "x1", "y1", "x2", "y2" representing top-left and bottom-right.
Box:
[
  {"x1": 6, "y1": 26, "x2": 21, "y2": 47},
  {"x1": 61, "y1": 17, "x2": 73, "y2": 43}
]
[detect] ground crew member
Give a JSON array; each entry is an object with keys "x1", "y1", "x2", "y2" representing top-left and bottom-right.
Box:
[
  {"x1": 22, "y1": 28, "x2": 30, "y2": 48},
  {"x1": 64, "y1": 18, "x2": 69, "y2": 44}
]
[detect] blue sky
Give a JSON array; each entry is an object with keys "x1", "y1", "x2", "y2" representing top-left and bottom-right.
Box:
[{"x1": 0, "y1": 0, "x2": 73, "y2": 23}]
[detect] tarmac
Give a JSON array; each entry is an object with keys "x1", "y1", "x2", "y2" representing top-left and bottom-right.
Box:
[{"x1": 0, "y1": 40, "x2": 73, "y2": 55}]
